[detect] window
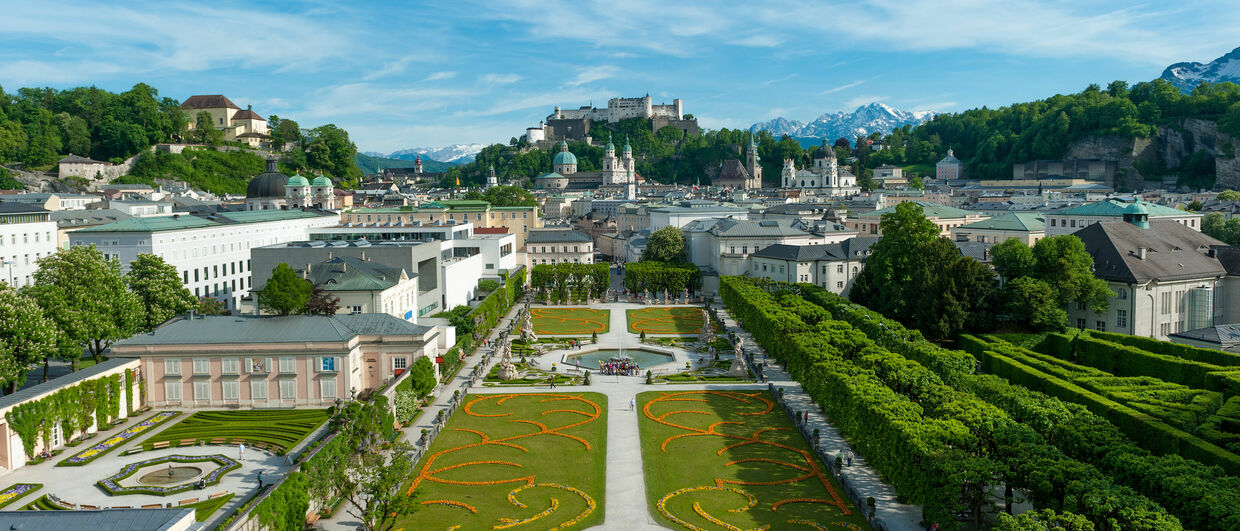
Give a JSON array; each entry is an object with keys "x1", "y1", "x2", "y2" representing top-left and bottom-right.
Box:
[
  {"x1": 223, "y1": 381, "x2": 239, "y2": 400},
  {"x1": 837, "y1": 265, "x2": 844, "y2": 273},
  {"x1": 165, "y1": 382, "x2": 182, "y2": 400},
  {"x1": 248, "y1": 357, "x2": 268, "y2": 373},
  {"x1": 1160, "y1": 322, "x2": 1171, "y2": 336},
  {"x1": 321, "y1": 379, "x2": 337, "y2": 399},
  {"x1": 351, "y1": 305, "x2": 363, "y2": 314},
  {"x1": 194, "y1": 381, "x2": 210, "y2": 401},
  {"x1": 1161, "y1": 292, "x2": 1171, "y2": 313},
  {"x1": 280, "y1": 379, "x2": 296, "y2": 399},
  {"x1": 1116, "y1": 310, "x2": 1127, "y2": 328},
  {"x1": 836, "y1": 281, "x2": 844, "y2": 289},
  {"x1": 394, "y1": 357, "x2": 408, "y2": 371},
  {"x1": 165, "y1": 358, "x2": 181, "y2": 376},
  {"x1": 279, "y1": 357, "x2": 296, "y2": 373},
  {"x1": 251, "y1": 380, "x2": 268, "y2": 400},
  {"x1": 1076, "y1": 318, "x2": 1086, "y2": 329},
  {"x1": 320, "y1": 357, "x2": 338, "y2": 372},
  {"x1": 1095, "y1": 320, "x2": 1106, "y2": 332},
  {"x1": 1077, "y1": 301, "x2": 1087, "y2": 311},
  {"x1": 193, "y1": 358, "x2": 210, "y2": 375}
]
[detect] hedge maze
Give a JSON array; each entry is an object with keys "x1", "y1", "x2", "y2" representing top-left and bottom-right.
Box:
[{"x1": 141, "y1": 409, "x2": 331, "y2": 455}]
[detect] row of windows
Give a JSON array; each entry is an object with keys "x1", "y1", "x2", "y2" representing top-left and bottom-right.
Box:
[
  {"x1": 1051, "y1": 217, "x2": 1199, "y2": 229},
  {"x1": 166, "y1": 379, "x2": 336, "y2": 401},
  {"x1": 1075, "y1": 309, "x2": 1128, "y2": 330},
  {"x1": 182, "y1": 260, "x2": 251, "y2": 284},
  {"x1": 164, "y1": 356, "x2": 339, "y2": 376},
  {"x1": 535, "y1": 245, "x2": 588, "y2": 253},
  {"x1": 536, "y1": 258, "x2": 590, "y2": 264},
  {"x1": 0, "y1": 231, "x2": 53, "y2": 246}
]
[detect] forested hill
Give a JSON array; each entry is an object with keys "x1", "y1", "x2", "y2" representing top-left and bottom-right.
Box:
[
  {"x1": 441, "y1": 79, "x2": 1240, "y2": 190},
  {"x1": 0, "y1": 83, "x2": 362, "y2": 193}
]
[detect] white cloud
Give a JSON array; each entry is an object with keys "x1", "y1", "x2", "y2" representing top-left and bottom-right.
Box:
[
  {"x1": 820, "y1": 80, "x2": 864, "y2": 95},
  {"x1": 762, "y1": 73, "x2": 798, "y2": 86},
  {"x1": 566, "y1": 66, "x2": 620, "y2": 87},
  {"x1": 363, "y1": 56, "x2": 417, "y2": 81},
  {"x1": 843, "y1": 94, "x2": 887, "y2": 109},
  {"x1": 424, "y1": 71, "x2": 459, "y2": 81},
  {"x1": 481, "y1": 73, "x2": 522, "y2": 84}
]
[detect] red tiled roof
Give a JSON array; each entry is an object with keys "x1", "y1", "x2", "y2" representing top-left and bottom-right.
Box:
[
  {"x1": 474, "y1": 227, "x2": 510, "y2": 234},
  {"x1": 181, "y1": 95, "x2": 240, "y2": 110},
  {"x1": 232, "y1": 108, "x2": 265, "y2": 121}
]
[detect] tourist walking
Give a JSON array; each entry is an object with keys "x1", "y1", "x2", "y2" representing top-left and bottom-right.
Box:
[
  {"x1": 549, "y1": 377, "x2": 556, "y2": 389},
  {"x1": 238, "y1": 443, "x2": 245, "y2": 460},
  {"x1": 630, "y1": 398, "x2": 636, "y2": 410}
]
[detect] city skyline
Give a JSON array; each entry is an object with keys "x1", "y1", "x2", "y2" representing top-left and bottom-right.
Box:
[{"x1": 1, "y1": 0, "x2": 1235, "y2": 152}]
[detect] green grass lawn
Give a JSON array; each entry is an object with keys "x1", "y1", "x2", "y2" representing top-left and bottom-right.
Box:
[
  {"x1": 398, "y1": 392, "x2": 607, "y2": 530},
  {"x1": 638, "y1": 390, "x2": 870, "y2": 530},
  {"x1": 627, "y1": 307, "x2": 705, "y2": 334},
  {"x1": 531, "y1": 308, "x2": 610, "y2": 335},
  {"x1": 20, "y1": 494, "x2": 67, "y2": 511},
  {"x1": 189, "y1": 492, "x2": 235, "y2": 521},
  {"x1": 140, "y1": 409, "x2": 330, "y2": 454}
]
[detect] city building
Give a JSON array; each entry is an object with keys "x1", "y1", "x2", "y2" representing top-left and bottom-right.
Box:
[
  {"x1": 111, "y1": 314, "x2": 442, "y2": 408},
  {"x1": 0, "y1": 203, "x2": 58, "y2": 288},
  {"x1": 780, "y1": 141, "x2": 860, "y2": 196},
  {"x1": 1012, "y1": 159, "x2": 1117, "y2": 182},
  {"x1": 713, "y1": 139, "x2": 763, "y2": 190},
  {"x1": 951, "y1": 212, "x2": 1046, "y2": 245},
  {"x1": 2, "y1": 192, "x2": 99, "y2": 211},
  {"x1": 748, "y1": 237, "x2": 879, "y2": 296},
  {"x1": 1169, "y1": 323, "x2": 1240, "y2": 353},
  {"x1": 1070, "y1": 214, "x2": 1240, "y2": 340},
  {"x1": 535, "y1": 140, "x2": 637, "y2": 199},
  {"x1": 57, "y1": 154, "x2": 116, "y2": 180},
  {"x1": 526, "y1": 229, "x2": 593, "y2": 265},
  {"x1": 683, "y1": 218, "x2": 836, "y2": 279},
  {"x1": 297, "y1": 256, "x2": 419, "y2": 319},
  {"x1": 527, "y1": 95, "x2": 698, "y2": 143},
  {"x1": 69, "y1": 209, "x2": 339, "y2": 310},
  {"x1": 935, "y1": 149, "x2": 964, "y2": 180},
  {"x1": 848, "y1": 201, "x2": 986, "y2": 237},
  {"x1": 50, "y1": 208, "x2": 132, "y2": 250},
  {"x1": 1046, "y1": 199, "x2": 1202, "y2": 236},
  {"x1": 340, "y1": 200, "x2": 541, "y2": 249},
  {"x1": 180, "y1": 95, "x2": 269, "y2": 147}
]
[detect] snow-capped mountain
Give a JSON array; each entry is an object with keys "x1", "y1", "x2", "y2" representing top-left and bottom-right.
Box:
[
  {"x1": 1161, "y1": 46, "x2": 1240, "y2": 93},
  {"x1": 385, "y1": 144, "x2": 486, "y2": 164},
  {"x1": 749, "y1": 102, "x2": 937, "y2": 141}
]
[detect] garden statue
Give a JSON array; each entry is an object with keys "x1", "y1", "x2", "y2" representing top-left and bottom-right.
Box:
[
  {"x1": 643, "y1": 289, "x2": 651, "y2": 304},
  {"x1": 663, "y1": 289, "x2": 669, "y2": 304},
  {"x1": 699, "y1": 309, "x2": 715, "y2": 345},
  {"x1": 682, "y1": 287, "x2": 690, "y2": 304},
  {"x1": 521, "y1": 308, "x2": 537, "y2": 342},
  {"x1": 727, "y1": 352, "x2": 748, "y2": 378},
  {"x1": 495, "y1": 333, "x2": 519, "y2": 381}
]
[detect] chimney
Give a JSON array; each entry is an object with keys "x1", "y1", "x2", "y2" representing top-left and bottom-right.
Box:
[
  {"x1": 983, "y1": 248, "x2": 990, "y2": 261},
  {"x1": 185, "y1": 309, "x2": 194, "y2": 321},
  {"x1": 1137, "y1": 247, "x2": 1147, "y2": 261}
]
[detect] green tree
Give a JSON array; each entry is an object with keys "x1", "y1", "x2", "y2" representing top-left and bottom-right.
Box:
[
  {"x1": 27, "y1": 245, "x2": 143, "y2": 365},
  {"x1": 1004, "y1": 277, "x2": 1067, "y2": 331},
  {"x1": 305, "y1": 124, "x2": 362, "y2": 185},
  {"x1": 126, "y1": 253, "x2": 196, "y2": 331},
  {"x1": 344, "y1": 442, "x2": 420, "y2": 531},
  {"x1": 1031, "y1": 236, "x2": 1113, "y2": 312},
  {"x1": 641, "y1": 226, "x2": 687, "y2": 263},
  {"x1": 0, "y1": 284, "x2": 59, "y2": 391},
  {"x1": 1219, "y1": 189, "x2": 1240, "y2": 201},
  {"x1": 190, "y1": 111, "x2": 222, "y2": 145},
  {"x1": 995, "y1": 509, "x2": 1095, "y2": 531},
  {"x1": 990, "y1": 238, "x2": 1036, "y2": 281},
  {"x1": 256, "y1": 263, "x2": 312, "y2": 316},
  {"x1": 306, "y1": 399, "x2": 413, "y2": 531},
  {"x1": 409, "y1": 356, "x2": 436, "y2": 397},
  {"x1": 482, "y1": 185, "x2": 537, "y2": 207},
  {"x1": 909, "y1": 176, "x2": 924, "y2": 190}
]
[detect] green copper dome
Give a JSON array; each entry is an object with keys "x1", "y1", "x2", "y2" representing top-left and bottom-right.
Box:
[
  {"x1": 553, "y1": 141, "x2": 578, "y2": 166},
  {"x1": 311, "y1": 175, "x2": 332, "y2": 186},
  {"x1": 286, "y1": 174, "x2": 310, "y2": 187},
  {"x1": 1124, "y1": 202, "x2": 1149, "y2": 215}
]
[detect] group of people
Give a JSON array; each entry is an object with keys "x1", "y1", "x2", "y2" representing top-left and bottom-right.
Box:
[
  {"x1": 598, "y1": 360, "x2": 639, "y2": 376},
  {"x1": 566, "y1": 339, "x2": 584, "y2": 349}
]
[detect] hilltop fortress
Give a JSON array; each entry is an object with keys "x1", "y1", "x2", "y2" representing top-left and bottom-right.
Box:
[{"x1": 526, "y1": 94, "x2": 699, "y2": 143}]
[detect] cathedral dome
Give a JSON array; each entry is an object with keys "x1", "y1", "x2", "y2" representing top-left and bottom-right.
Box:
[
  {"x1": 553, "y1": 149, "x2": 578, "y2": 166},
  {"x1": 287, "y1": 174, "x2": 310, "y2": 187},
  {"x1": 247, "y1": 168, "x2": 288, "y2": 198},
  {"x1": 311, "y1": 175, "x2": 332, "y2": 187}
]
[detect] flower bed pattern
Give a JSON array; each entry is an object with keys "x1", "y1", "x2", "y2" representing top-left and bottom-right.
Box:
[
  {"x1": 399, "y1": 392, "x2": 605, "y2": 530},
  {"x1": 97, "y1": 454, "x2": 241, "y2": 496},
  {"x1": 628, "y1": 307, "x2": 706, "y2": 334},
  {"x1": 531, "y1": 308, "x2": 610, "y2": 335},
  {"x1": 60, "y1": 411, "x2": 179, "y2": 466},
  {"x1": 639, "y1": 391, "x2": 870, "y2": 530},
  {"x1": 0, "y1": 483, "x2": 41, "y2": 509}
]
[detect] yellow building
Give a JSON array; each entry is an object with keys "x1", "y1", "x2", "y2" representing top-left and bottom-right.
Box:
[
  {"x1": 181, "y1": 95, "x2": 270, "y2": 148},
  {"x1": 951, "y1": 212, "x2": 1046, "y2": 246},
  {"x1": 342, "y1": 200, "x2": 542, "y2": 249}
]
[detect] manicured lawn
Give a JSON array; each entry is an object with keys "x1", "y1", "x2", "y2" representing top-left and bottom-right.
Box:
[
  {"x1": 140, "y1": 409, "x2": 330, "y2": 455},
  {"x1": 638, "y1": 390, "x2": 870, "y2": 530},
  {"x1": 20, "y1": 494, "x2": 67, "y2": 511},
  {"x1": 628, "y1": 307, "x2": 704, "y2": 334},
  {"x1": 189, "y1": 492, "x2": 235, "y2": 521},
  {"x1": 398, "y1": 392, "x2": 607, "y2": 530},
  {"x1": 532, "y1": 308, "x2": 610, "y2": 335}
]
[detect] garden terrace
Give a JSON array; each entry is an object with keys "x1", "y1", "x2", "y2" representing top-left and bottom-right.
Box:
[
  {"x1": 790, "y1": 281, "x2": 1240, "y2": 530},
  {"x1": 530, "y1": 307, "x2": 610, "y2": 335},
  {"x1": 399, "y1": 392, "x2": 607, "y2": 530},
  {"x1": 638, "y1": 390, "x2": 867, "y2": 530},
  {"x1": 626, "y1": 307, "x2": 706, "y2": 335},
  {"x1": 139, "y1": 409, "x2": 330, "y2": 455}
]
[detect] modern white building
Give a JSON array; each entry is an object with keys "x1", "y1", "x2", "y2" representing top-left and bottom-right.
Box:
[
  {"x1": 1046, "y1": 199, "x2": 1202, "y2": 236},
  {"x1": 748, "y1": 237, "x2": 879, "y2": 296},
  {"x1": 68, "y1": 209, "x2": 339, "y2": 310},
  {"x1": 2, "y1": 193, "x2": 100, "y2": 211},
  {"x1": 682, "y1": 218, "x2": 838, "y2": 277},
  {"x1": 526, "y1": 229, "x2": 593, "y2": 266},
  {"x1": 0, "y1": 203, "x2": 59, "y2": 288}
]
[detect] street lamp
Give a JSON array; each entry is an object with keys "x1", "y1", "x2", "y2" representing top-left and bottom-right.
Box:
[{"x1": 2, "y1": 260, "x2": 14, "y2": 287}]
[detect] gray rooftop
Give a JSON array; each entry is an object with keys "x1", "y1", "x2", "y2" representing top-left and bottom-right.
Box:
[
  {"x1": 0, "y1": 357, "x2": 133, "y2": 411},
  {"x1": 0, "y1": 508, "x2": 193, "y2": 530},
  {"x1": 50, "y1": 208, "x2": 133, "y2": 228},
  {"x1": 1170, "y1": 324, "x2": 1240, "y2": 348},
  {"x1": 752, "y1": 237, "x2": 879, "y2": 262},
  {"x1": 1074, "y1": 220, "x2": 1229, "y2": 283},
  {"x1": 114, "y1": 314, "x2": 432, "y2": 348},
  {"x1": 527, "y1": 229, "x2": 592, "y2": 244}
]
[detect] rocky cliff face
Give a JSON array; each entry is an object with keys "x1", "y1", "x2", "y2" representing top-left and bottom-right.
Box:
[{"x1": 1062, "y1": 118, "x2": 1239, "y2": 190}]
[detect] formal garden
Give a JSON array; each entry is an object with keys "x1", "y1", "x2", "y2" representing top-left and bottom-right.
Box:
[
  {"x1": 398, "y1": 392, "x2": 608, "y2": 530},
  {"x1": 627, "y1": 307, "x2": 705, "y2": 335},
  {"x1": 530, "y1": 307, "x2": 611, "y2": 335},
  {"x1": 137, "y1": 408, "x2": 331, "y2": 454},
  {"x1": 638, "y1": 390, "x2": 868, "y2": 530}
]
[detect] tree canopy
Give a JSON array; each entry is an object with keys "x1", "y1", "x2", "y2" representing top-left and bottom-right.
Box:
[
  {"x1": 641, "y1": 226, "x2": 687, "y2": 263},
  {"x1": 989, "y1": 235, "x2": 1112, "y2": 331},
  {"x1": 27, "y1": 245, "x2": 143, "y2": 364},
  {"x1": 127, "y1": 253, "x2": 197, "y2": 331},
  {"x1": 256, "y1": 263, "x2": 312, "y2": 316},
  {"x1": 482, "y1": 185, "x2": 537, "y2": 207},
  {"x1": 0, "y1": 284, "x2": 59, "y2": 392}
]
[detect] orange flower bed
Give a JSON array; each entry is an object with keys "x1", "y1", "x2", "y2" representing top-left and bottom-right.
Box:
[{"x1": 420, "y1": 499, "x2": 478, "y2": 514}]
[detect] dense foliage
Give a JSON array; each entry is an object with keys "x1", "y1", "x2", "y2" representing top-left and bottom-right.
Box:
[
  {"x1": 126, "y1": 253, "x2": 197, "y2": 331},
  {"x1": 463, "y1": 185, "x2": 538, "y2": 207},
  {"x1": 849, "y1": 202, "x2": 997, "y2": 338},
  {"x1": 434, "y1": 267, "x2": 526, "y2": 377},
  {"x1": 641, "y1": 226, "x2": 687, "y2": 263},
  {"x1": 623, "y1": 260, "x2": 700, "y2": 294},
  {"x1": 256, "y1": 263, "x2": 312, "y2": 316},
  {"x1": 530, "y1": 263, "x2": 609, "y2": 303},
  {"x1": 990, "y1": 236, "x2": 1112, "y2": 331},
  {"x1": 26, "y1": 245, "x2": 143, "y2": 364},
  {"x1": 4, "y1": 373, "x2": 124, "y2": 458},
  {"x1": 0, "y1": 283, "x2": 58, "y2": 391}
]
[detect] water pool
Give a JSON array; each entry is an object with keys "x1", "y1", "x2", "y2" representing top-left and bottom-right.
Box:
[{"x1": 568, "y1": 348, "x2": 675, "y2": 368}]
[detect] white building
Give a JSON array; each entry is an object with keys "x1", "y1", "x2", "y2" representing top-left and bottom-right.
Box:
[
  {"x1": 780, "y1": 141, "x2": 860, "y2": 196},
  {"x1": 1046, "y1": 199, "x2": 1202, "y2": 236},
  {"x1": 69, "y1": 209, "x2": 339, "y2": 310},
  {"x1": 3, "y1": 193, "x2": 99, "y2": 211},
  {"x1": 300, "y1": 256, "x2": 420, "y2": 319},
  {"x1": 526, "y1": 229, "x2": 593, "y2": 266},
  {"x1": 547, "y1": 95, "x2": 681, "y2": 123},
  {"x1": 0, "y1": 204, "x2": 58, "y2": 288},
  {"x1": 748, "y1": 238, "x2": 878, "y2": 296},
  {"x1": 682, "y1": 218, "x2": 840, "y2": 278}
]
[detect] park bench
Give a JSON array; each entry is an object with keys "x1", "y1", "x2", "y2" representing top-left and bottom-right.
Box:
[
  {"x1": 151, "y1": 441, "x2": 170, "y2": 449},
  {"x1": 209, "y1": 491, "x2": 229, "y2": 499},
  {"x1": 141, "y1": 503, "x2": 163, "y2": 509},
  {"x1": 110, "y1": 506, "x2": 131, "y2": 509},
  {"x1": 211, "y1": 438, "x2": 227, "y2": 444},
  {"x1": 81, "y1": 505, "x2": 98, "y2": 510},
  {"x1": 178, "y1": 498, "x2": 199, "y2": 506},
  {"x1": 179, "y1": 439, "x2": 197, "y2": 446}
]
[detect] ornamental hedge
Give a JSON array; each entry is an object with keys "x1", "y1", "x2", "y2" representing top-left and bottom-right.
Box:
[
  {"x1": 721, "y1": 277, "x2": 1179, "y2": 529},
  {"x1": 792, "y1": 282, "x2": 1240, "y2": 531},
  {"x1": 1035, "y1": 331, "x2": 1237, "y2": 397},
  {"x1": 623, "y1": 260, "x2": 701, "y2": 294},
  {"x1": 1090, "y1": 329, "x2": 1240, "y2": 367}
]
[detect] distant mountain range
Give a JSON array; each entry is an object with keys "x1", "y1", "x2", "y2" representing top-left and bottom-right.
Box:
[
  {"x1": 748, "y1": 102, "x2": 937, "y2": 142},
  {"x1": 1161, "y1": 45, "x2": 1240, "y2": 93},
  {"x1": 366, "y1": 144, "x2": 487, "y2": 164},
  {"x1": 353, "y1": 153, "x2": 456, "y2": 175}
]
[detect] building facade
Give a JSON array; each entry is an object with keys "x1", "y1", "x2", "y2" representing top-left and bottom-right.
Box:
[
  {"x1": 848, "y1": 201, "x2": 986, "y2": 237},
  {"x1": 1046, "y1": 199, "x2": 1202, "y2": 236},
  {"x1": 526, "y1": 229, "x2": 593, "y2": 265},
  {"x1": 0, "y1": 204, "x2": 58, "y2": 288},
  {"x1": 341, "y1": 201, "x2": 541, "y2": 249},
  {"x1": 748, "y1": 238, "x2": 877, "y2": 296},
  {"x1": 780, "y1": 141, "x2": 860, "y2": 196},
  {"x1": 936, "y1": 149, "x2": 963, "y2": 180},
  {"x1": 951, "y1": 213, "x2": 1046, "y2": 246}
]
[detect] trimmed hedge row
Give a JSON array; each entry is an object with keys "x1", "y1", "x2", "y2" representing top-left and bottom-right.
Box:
[
  {"x1": 1043, "y1": 332, "x2": 1238, "y2": 397},
  {"x1": 1090, "y1": 329, "x2": 1240, "y2": 367},
  {"x1": 962, "y1": 336, "x2": 1240, "y2": 475},
  {"x1": 795, "y1": 284, "x2": 1240, "y2": 531},
  {"x1": 143, "y1": 409, "x2": 330, "y2": 454},
  {"x1": 723, "y1": 277, "x2": 1179, "y2": 529}
]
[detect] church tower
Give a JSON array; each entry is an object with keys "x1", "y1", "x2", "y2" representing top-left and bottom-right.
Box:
[
  {"x1": 781, "y1": 159, "x2": 795, "y2": 189},
  {"x1": 486, "y1": 165, "x2": 498, "y2": 189},
  {"x1": 622, "y1": 136, "x2": 635, "y2": 181},
  {"x1": 602, "y1": 134, "x2": 621, "y2": 184},
  {"x1": 746, "y1": 136, "x2": 762, "y2": 189},
  {"x1": 414, "y1": 155, "x2": 423, "y2": 174}
]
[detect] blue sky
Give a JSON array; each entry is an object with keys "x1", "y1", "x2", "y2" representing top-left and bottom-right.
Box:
[{"x1": 0, "y1": 0, "x2": 1235, "y2": 153}]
